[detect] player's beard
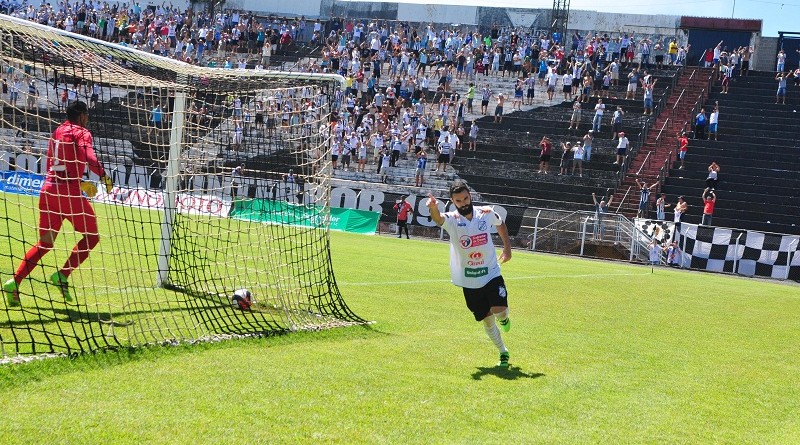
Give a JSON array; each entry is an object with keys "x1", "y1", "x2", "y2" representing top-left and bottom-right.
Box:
[{"x1": 456, "y1": 203, "x2": 473, "y2": 216}]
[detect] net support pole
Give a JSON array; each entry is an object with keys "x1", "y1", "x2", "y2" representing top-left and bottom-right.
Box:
[{"x1": 157, "y1": 79, "x2": 188, "y2": 287}]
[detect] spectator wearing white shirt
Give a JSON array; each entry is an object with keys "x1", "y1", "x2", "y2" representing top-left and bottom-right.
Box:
[
  {"x1": 614, "y1": 131, "x2": 629, "y2": 165},
  {"x1": 709, "y1": 101, "x2": 720, "y2": 141},
  {"x1": 592, "y1": 99, "x2": 605, "y2": 133}
]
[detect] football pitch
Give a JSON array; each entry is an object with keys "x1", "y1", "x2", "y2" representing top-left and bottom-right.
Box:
[{"x1": 1, "y1": 204, "x2": 799, "y2": 443}]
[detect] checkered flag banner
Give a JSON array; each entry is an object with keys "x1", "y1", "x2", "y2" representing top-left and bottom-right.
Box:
[{"x1": 676, "y1": 224, "x2": 800, "y2": 281}]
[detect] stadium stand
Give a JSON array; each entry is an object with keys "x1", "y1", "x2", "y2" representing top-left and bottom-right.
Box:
[
  {"x1": 660, "y1": 69, "x2": 800, "y2": 235},
  {"x1": 452, "y1": 67, "x2": 681, "y2": 210},
  {"x1": 612, "y1": 67, "x2": 715, "y2": 215}
]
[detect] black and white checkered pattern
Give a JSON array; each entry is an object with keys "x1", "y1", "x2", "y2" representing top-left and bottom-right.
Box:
[{"x1": 677, "y1": 224, "x2": 800, "y2": 280}]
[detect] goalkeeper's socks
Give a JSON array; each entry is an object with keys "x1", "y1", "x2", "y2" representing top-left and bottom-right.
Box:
[
  {"x1": 15, "y1": 242, "x2": 52, "y2": 283},
  {"x1": 63, "y1": 234, "x2": 99, "y2": 273}
]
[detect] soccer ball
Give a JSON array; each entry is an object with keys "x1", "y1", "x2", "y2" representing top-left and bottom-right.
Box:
[{"x1": 231, "y1": 288, "x2": 253, "y2": 310}]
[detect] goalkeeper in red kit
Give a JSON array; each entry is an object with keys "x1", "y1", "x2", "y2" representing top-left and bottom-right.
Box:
[{"x1": 4, "y1": 101, "x2": 112, "y2": 306}]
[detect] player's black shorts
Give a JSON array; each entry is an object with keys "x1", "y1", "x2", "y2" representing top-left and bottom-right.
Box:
[{"x1": 463, "y1": 275, "x2": 508, "y2": 321}]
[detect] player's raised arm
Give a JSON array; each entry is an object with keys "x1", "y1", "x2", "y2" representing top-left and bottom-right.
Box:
[{"x1": 426, "y1": 193, "x2": 444, "y2": 226}]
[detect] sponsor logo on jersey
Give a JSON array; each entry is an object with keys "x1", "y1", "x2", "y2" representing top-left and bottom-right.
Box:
[
  {"x1": 467, "y1": 252, "x2": 484, "y2": 266},
  {"x1": 464, "y1": 267, "x2": 488, "y2": 278},
  {"x1": 459, "y1": 233, "x2": 488, "y2": 249}
]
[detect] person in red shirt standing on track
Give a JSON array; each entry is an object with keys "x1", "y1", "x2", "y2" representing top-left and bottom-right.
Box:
[
  {"x1": 4, "y1": 101, "x2": 112, "y2": 306},
  {"x1": 394, "y1": 196, "x2": 414, "y2": 239}
]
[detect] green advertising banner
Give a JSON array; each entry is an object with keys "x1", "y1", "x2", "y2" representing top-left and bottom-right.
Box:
[{"x1": 230, "y1": 199, "x2": 379, "y2": 234}]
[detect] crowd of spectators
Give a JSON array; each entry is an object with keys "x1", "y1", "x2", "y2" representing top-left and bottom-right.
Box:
[{"x1": 2, "y1": 1, "x2": 695, "y2": 188}]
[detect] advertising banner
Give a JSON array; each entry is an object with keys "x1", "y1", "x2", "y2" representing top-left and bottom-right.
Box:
[
  {"x1": 232, "y1": 199, "x2": 379, "y2": 234},
  {"x1": 0, "y1": 171, "x2": 45, "y2": 196}
]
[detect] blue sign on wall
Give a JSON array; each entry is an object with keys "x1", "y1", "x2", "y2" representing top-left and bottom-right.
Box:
[{"x1": 0, "y1": 171, "x2": 44, "y2": 196}]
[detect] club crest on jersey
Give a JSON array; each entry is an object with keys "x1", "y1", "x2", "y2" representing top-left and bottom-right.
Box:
[
  {"x1": 460, "y1": 233, "x2": 488, "y2": 249},
  {"x1": 478, "y1": 220, "x2": 487, "y2": 231},
  {"x1": 498, "y1": 286, "x2": 507, "y2": 298}
]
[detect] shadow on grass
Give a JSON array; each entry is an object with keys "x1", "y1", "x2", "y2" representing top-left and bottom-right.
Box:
[{"x1": 471, "y1": 366, "x2": 545, "y2": 381}]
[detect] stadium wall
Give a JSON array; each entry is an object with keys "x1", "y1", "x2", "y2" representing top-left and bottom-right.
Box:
[
  {"x1": 567, "y1": 10, "x2": 681, "y2": 39},
  {"x1": 754, "y1": 36, "x2": 779, "y2": 71},
  {"x1": 396, "y1": 4, "x2": 480, "y2": 26}
]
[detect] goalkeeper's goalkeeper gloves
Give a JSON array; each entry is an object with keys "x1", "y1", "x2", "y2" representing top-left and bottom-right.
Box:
[
  {"x1": 80, "y1": 180, "x2": 98, "y2": 198},
  {"x1": 101, "y1": 175, "x2": 113, "y2": 193}
]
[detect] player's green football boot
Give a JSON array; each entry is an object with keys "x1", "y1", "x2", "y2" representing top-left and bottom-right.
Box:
[
  {"x1": 50, "y1": 271, "x2": 73, "y2": 302},
  {"x1": 497, "y1": 352, "x2": 510, "y2": 369},
  {"x1": 3, "y1": 279, "x2": 20, "y2": 307},
  {"x1": 498, "y1": 317, "x2": 511, "y2": 333}
]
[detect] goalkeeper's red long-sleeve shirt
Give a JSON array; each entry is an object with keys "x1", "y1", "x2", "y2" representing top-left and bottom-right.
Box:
[{"x1": 45, "y1": 121, "x2": 105, "y2": 196}]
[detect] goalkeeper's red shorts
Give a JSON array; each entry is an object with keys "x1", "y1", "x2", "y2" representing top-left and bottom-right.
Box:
[{"x1": 38, "y1": 181, "x2": 98, "y2": 236}]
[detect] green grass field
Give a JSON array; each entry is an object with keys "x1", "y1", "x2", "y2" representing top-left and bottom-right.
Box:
[{"x1": 1, "y1": 194, "x2": 799, "y2": 443}]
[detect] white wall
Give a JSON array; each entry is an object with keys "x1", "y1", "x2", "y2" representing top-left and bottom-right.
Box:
[
  {"x1": 397, "y1": 4, "x2": 478, "y2": 25},
  {"x1": 232, "y1": 0, "x2": 323, "y2": 17},
  {"x1": 568, "y1": 10, "x2": 681, "y2": 37}
]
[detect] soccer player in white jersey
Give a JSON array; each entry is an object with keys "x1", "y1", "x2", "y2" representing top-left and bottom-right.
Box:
[{"x1": 426, "y1": 181, "x2": 513, "y2": 368}]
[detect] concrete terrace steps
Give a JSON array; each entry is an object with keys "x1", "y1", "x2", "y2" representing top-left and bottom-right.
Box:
[
  {"x1": 658, "y1": 69, "x2": 800, "y2": 234},
  {"x1": 610, "y1": 67, "x2": 712, "y2": 217}
]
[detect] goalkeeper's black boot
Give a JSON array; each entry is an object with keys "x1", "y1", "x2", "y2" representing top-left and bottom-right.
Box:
[{"x1": 50, "y1": 271, "x2": 73, "y2": 302}]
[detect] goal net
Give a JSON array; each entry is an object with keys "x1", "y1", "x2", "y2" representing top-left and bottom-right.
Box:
[{"x1": 0, "y1": 15, "x2": 364, "y2": 358}]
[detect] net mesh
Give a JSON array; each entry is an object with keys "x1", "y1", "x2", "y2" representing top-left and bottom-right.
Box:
[{"x1": 0, "y1": 15, "x2": 364, "y2": 357}]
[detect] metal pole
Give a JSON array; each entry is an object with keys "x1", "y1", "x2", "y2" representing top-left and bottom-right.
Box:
[
  {"x1": 733, "y1": 233, "x2": 743, "y2": 275},
  {"x1": 531, "y1": 210, "x2": 541, "y2": 251},
  {"x1": 680, "y1": 226, "x2": 688, "y2": 269},
  {"x1": 629, "y1": 221, "x2": 636, "y2": 262},
  {"x1": 786, "y1": 239, "x2": 799, "y2": 281},
  {"x1": 580, "y1": 216, "x2": 589, "y2": 256}
]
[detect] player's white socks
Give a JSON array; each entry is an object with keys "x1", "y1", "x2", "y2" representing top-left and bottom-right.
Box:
[{"x1": 482, "y1": 317, "x2": 508, "y2": 353}]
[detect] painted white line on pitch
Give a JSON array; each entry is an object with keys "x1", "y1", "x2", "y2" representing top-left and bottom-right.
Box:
[{"x1": 337, "y1": 272, "x2": 650, "y2": 286}]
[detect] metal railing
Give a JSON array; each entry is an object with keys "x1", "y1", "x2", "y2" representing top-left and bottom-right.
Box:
[
  {"x1": 524, "y1": 208, "x2": 647, "y2": 259},
  {"x1": 655, "y1": 150, "x2": 674, "y2": 195},
  {"x1": 636, "y1": 151, "x2": 652, "y2": 177},
  {"x1": 615, "y1": 185, "x2": 633, "y2": 214}
]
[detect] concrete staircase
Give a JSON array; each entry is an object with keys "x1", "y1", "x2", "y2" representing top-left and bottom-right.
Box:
[{"x1": 613, "y1": 67, "x2": 715, "y2": 215}]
